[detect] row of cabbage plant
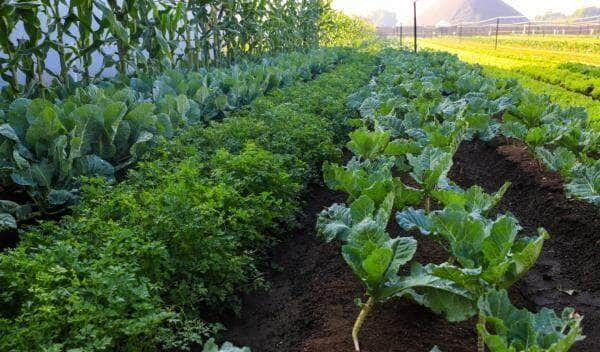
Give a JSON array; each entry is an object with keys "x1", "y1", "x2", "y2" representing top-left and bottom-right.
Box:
[{"x1": 317, "y1": 49, "x2": 585, "y2": 352}]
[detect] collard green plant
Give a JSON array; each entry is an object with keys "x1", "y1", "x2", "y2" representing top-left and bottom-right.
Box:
[
  {"x1": 203, "y1": 338, "x2": 251, "y2": 352},
  {"x1": 431, "y1": 182, "x2": 510, "y2": 216},
  {"x1": 396, "y1": 205, "x2": 548, "y2": 292},
  {"x1": 406, "y1": 146, "x2": 454, "y2": 212},
  {"x1": 477, "y1": 290, "x2": 584, "y2": 352},
  {"x1": 565, "y1": 160, "x2": 600, "y2": 206},
  {"x1": 318, "y1": 193, "x2": 475, "y2": 351}
]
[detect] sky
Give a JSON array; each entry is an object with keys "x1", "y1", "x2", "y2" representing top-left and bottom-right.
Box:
[{"x1": 331, "y1": 0, "x2": 600, "y2": 22}]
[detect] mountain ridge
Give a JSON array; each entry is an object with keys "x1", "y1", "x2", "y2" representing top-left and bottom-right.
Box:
[{"x1": 419, "y1": 0, "x2": 526, "y2": 26}]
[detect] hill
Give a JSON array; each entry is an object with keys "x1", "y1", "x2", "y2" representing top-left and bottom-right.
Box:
[{"x1": 419, "y1": 0, "x2": 526, "y2": 26}]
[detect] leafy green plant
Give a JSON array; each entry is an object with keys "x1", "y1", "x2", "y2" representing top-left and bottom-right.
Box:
[
  {"x1": 406, "y1": 146, "x2": 454, "y2": 212},
  {"x1": 477, "y1": 290, "x2": 584, "y2": 352},
  {"x1": 318, "y1": 193, "x2": 474, "y2": 351},
  {"x1": 565, "y1": 160, "x2": 600, "y2": 205},
  {"x1": 203, "y1": 339, "x2": 251, "y2": 352}
]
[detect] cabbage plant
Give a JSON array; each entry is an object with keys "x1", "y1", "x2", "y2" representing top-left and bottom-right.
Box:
[
  {"x1": 477, "y1": 290, "x2": 584, "y2": 352},
  {"x1": 318, "y1": 193, "x2": 475, "y2": 351}
]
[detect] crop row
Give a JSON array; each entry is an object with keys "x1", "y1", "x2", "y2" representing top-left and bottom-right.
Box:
[
  {"x1": 419, "y1": 38, "x2": 600, "y2": 68},
  {"x1": 515, "y1": 64, "x2": 600, "y2": 100},
  {"x1": 0, "y1": 48, "x2": 376, "y2": 351},
  {"x1": 0, "y1": 47, "x2": 347, "y2": 232},
  {"x1": 394, "y1": 47, "x2": 600, "y2": 205},
  {"x1": 445, "y1": 35, "x2": 600, "y2": 55},
  {"x1": 317, "y1": 48, "x2": 586, "y2": 351}
]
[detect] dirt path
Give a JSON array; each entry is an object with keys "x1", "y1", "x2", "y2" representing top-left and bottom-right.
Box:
[{"x1": 224, "y1": 138, "x2": 599, "y2": 352}]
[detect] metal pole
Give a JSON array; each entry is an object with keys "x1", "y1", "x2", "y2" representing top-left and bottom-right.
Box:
[
  {"x1": 495, "y1": 18, "x2": 500, "y2": 49},
  {"x1": 413, "y1": 1, "x2": 417, "y2": 52}
]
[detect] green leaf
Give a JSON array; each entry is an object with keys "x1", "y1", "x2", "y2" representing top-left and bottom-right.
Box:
[
  {"x1": 535, "y1": 147, "x2": 576, "y2": 177},
  {"x1": 394, "y1": 179, "x2": 424, "y2": 209},
  {"x1": 316, "y1": 203, "x2": 352, "y2": 242},
  {"x1": 504, "y1": 229, "x2": 549, "y2": 288},
  {"x1": 384, "y1": 139, "x2": 422, "y2": 157},
  {"x1": 47, "y1": 190, "x2": 76, "y2": 206},
  {"x1": 478, "y1": 289, "x2": 584, "y2": 352},
  {"x1": 565, "y1": 160, "x2": 600, "y2": 205},
  {"x1": 350, "y1": 195, "x2": 375, "y2": 224},
  {"x1": 408, "y1": 146, "x2": 453, "y2": 193},
  {"x1": 363, "y1": 247, "x2": 393, "y2": 286},
  {"x1": 129, "y1": 131, "x2": 154, "y2": 159},
  {"x1": 482, "y1": 214, "x2": 521, "y2": 265},
  {"x1": 395, "y1": 207, "x2": 433, "y2": 235},
  {"x1": 24, "y1": 101, "x2": 66, "y2": 150},
  {"x1": 203, "y1": 338, "x2": 251, "y2": 352},
  {"x1": 0, "y1": 123, "x2": 19, "y2": 142},
  {"x1": 346, "y1": 128, "x2": 390, "y2": 160},
  {"x1": 385, "y1": 236, "x2": 418, "y2": 278},
  {"x1": 501, "y1": 120, "x2": 527, "y2": 140},
  {"x1": 388, "y1": 263, "x2": 477, "y2": 321},
  {"x1": 0, "y1": 212, "x2": 17, "y2": 231}
]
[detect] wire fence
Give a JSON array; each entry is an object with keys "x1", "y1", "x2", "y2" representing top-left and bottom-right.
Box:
[{"x1": 378, "y1": 15, "x2": 600, "y2": 39}]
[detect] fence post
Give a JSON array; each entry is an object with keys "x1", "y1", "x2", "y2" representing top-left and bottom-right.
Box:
[
  {"x1": 494, "y1": 18, "x2": 500, "y2": 49},
  {"x1": 400, "y1": 23, "x2": 403, "y2": 47},
  {"x1": 413, "y1": 0, "x2": 417, "y2": 52}
]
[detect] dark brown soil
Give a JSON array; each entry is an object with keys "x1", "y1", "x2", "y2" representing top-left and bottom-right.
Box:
[
  {"x1": 223, "y1": 183, "x2": 476, "y2": 352},
  {"x1": 224, "y1": 138, "x2": 599, "y2": 352},
  {"x1": 450, "y1": 138, "x2": 600, "y2": 352}
]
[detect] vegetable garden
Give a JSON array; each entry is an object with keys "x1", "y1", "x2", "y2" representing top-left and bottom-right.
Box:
[{"x1": 0, "y1": 3, "x2": 599, "y2": 352}]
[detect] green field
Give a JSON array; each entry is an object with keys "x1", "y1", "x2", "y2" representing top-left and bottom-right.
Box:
[{"x1": 420, "y1": 36, "x2": 600, "y2": 130}]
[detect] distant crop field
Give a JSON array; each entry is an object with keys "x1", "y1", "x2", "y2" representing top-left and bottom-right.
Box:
[{"x1": 420, "y1": 36, "x2": 600, "y2": 130}]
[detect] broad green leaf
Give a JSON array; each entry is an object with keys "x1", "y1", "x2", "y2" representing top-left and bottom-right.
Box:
[
  {"x1": 408, "y1": 146, "x2": 453, "y2": 193},
  {"x1": 504, "y1": 229, "x2": 549, "y2": 288},
  {"x1": 394, "y1": 180, "x2": 424, "y2": 209},
  {"x1": 350, "y1": 195, "x2": 375, "y2": 224},
  {"x1": 395, "y1": 207, "x2": 433, "y2": 235},
  {"x1": 0, "y1": 212, "x2": 17, "y2": 231},
  {"x1": 384, "y1": 139, "x2": 422, "y2": 157},
  {"x1": 565, "y1": 161, "x2": 600, "y2": 205},
  {"x1": 203, "y1": 338, "x2": 251, "y2": 352},
  {"x1": 363, "y1": 247, "x2": 393, "y2": 286},
  {"x1": 535, "y1": 147, "x2": 576, "y2": 177},
  {"x1": 316, "y1": 203, "x2": 352, "y2": 242},
  {"x1": 501, "y1": 120, "x2": 527, "y2": 140},
  {"x1": 385, "y1": 236, "x2": 418, "y2": 278},
  {"x1": 346, "y1": 128, "x2": 390, "y2": 160},
  {"x1": 0, "y1": 123, "x2": 19, "y2": 142},
  {"x1": 25, "y1": 103, "x2": 66, "y2": 152},
  {"x1": 47, "y1": 190, "x2": 76, "y2": 206},
  {"x1": 478, "y1": 289, "x2": 584, "y2": 352},
  {"x1": 482, "y1": 214, "x2": 521, "y2": 265},
  {"x1": 388, "y1": 263, "x2": 477, "y2": 321}
]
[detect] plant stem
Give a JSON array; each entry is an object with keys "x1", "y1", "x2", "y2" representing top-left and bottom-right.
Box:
[
  {"x1": 477, "y1": 310, "x2": 486, "y2": 352},
  {"x1": 425, "y1": 195, "x2": 431, "y2": 213},
  {"x1": 352, "y1": 297, "x2": 375, "y2": 352}
]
